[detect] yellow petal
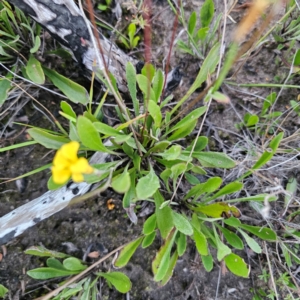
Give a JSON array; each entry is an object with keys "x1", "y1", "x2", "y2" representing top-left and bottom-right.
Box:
[
  {"x1": 53, "y1": 150, "x2": 71, "y2": 168},
  {"x1": 72, "y1": 172, "x2": 84, "y2": 182},
  {"x1": 70, "y1": 157, "x2": 94, "y2": 174},
  {"x1": 60, "y1": 141, "x2": 80, "y2": 162},
  {"x1": 52, "y1": 167, "x2": 71, "y2": 184}
]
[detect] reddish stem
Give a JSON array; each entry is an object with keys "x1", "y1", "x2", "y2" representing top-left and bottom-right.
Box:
[
  {"x1": 160, "y1": 0, "x2": 180, "y2": 103},
  {"x1": 86, "y1": 0, "x2": 109, "y2": 75}
]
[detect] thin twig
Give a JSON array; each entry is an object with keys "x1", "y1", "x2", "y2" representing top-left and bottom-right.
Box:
[{"x1": 264, "y1": 241, "x2": 279, "y2": 299}]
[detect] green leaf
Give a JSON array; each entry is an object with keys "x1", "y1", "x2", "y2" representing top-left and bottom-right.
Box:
[
  {"x1": 200, "y1": 0, "x2": 214, "y2": 27},
  {"x1": 0, "y1": 73, "x2": 12, "y2": 106},
  {"x1": 159, "y1": 200, "x2": 171, "y2": 209},
  {"x1": 43, "y1": 67, "x2": 89, "y2": 104},
  {"x1": 136, "y1": 168, "x2": 160, "y2": 199},
  {"x1": 98, "y1": 272, "x2": 131, "y2": 293},
  {"x1": 114, "y1": 237, "x2": 143, "y2": 268},
  {"x1": 191, "y1": 165, "x2": 206, "y2": 175},
  {"x1": 185, "y1": 177, "x2": 223, "y2": 200},
  {"x1": 218, "y1": 226, "x2": 244, "y2": 250},
  {"x1": 213, "y1": 225, "x2": 231, "y2": 261},
  {"x1": 30, "y1": 35, "x2": 41, "y2": 53},
  {"x1": 201, "y1": 254, "x2": 213, "y2": 272},
  {"x1": 176, "y1": 232, "x2": 187, "y2": 256},
  {"x1": 193, "y1": 227, "x2": 208, "y2": 255},
  {"x1": 225, "y1": 194, "x2": 277, "y2": 203},
  {"x1": 126, "y1": 62, "x2": 139, "y2": 116},
  {"x1": 148, "y1": 100, "x2": 162, "y2": 127},
  {"x1": 191, "y1": 203, "x2": 241, "y2": 218},
  {"x1": 269, "y1": 132, "x2": 284, "y2": 152},
  {"x1": 224, "y1": 253, "x2": 250, "y2": 278},
  {"x1": 136, "y1": 74, "x2": 155, "y2": 101},
  {"x1": 188, "y1": 11, "x2": 197, "y2": 35},
  {"x1": 171, "y1": 163, "x2": 187, "y2": 187},
  {"x1": 252, "y1": 132, "x2": 283, "y2": 170},
  {"x1": 0, "y1": 284, "x2": 8, "y2": 297},
  {"x1": 46, "y1": 257, "x2": 66, "y2": 270},
  {"x1": 154, "y1": 191, "x2": 174, "y2": 239},
  {"x1": 193, "y1": 151, "x2": 236, "y2": 168},
  {"x1": 207, "y1": 182, "x2": 243, "y2": 201},
  {"x1": 141, "y1": 63, "x2": 156, "y2": 82},
  {"x1": 223, "y1": 217, "x2": 241, "y2": 228},
  {"x1": 168, "y1": 120, "x2": 197, "y2": 141},
  {"x1": 122, "y1": 171, "x2": 137, "y2": 208},
  {"x1": 197, "y1": 27, "x2": 209, "y2": 40},
  {"x1": 185, "y1": 173, "x2": 200, "y2": 185},
  {"x1": 152, "y1": 69, "x2": 164, "y2": 103},
  {"x1": 285, "y1": 175, "x2": 297, "y2": 206},
  {"x1": 262, "y1": 92, "x2": 276, "y2": 115},
  {"x1": 77, "y1": 116, "x2": 109, "y2": 152},
  {"x1": 160, "y1": 251, "x2": 178, "y2": 286},
  {"x1": 185, "y1": 136, "x2": 208, "y2": 152},
  {"x1": 246, "y1": 114, "x2": 259, "y2": 127},
  {"x1": 27, "y1": 128, "x2": 69, "y2": 149},
  {"x1": 172, "y1": 212, "x2": 193, "y2": 236},
  {"x1": 128, "y1": 23, "x2": 136, "y2": 44},
  {"x1": 159, "y1": 145, "x2": 182, "y2": 160},
  {"x1": 60, "y1": 101, "x2": 76, "y2": 119},
  {"x1": 142, "y1": 231, "x2": 156, "y2": 248},
  {"x1": 167, "y1": 106, "x2": 207, "y2": 134},
  {"x1": 119, "y1": 36, "x2": 130, "y2": 49},
  {"x1": 111, "y1": 170, "x2": 131, "y2": 194},
  {"x1": 293, "y1": 48, "x2": 300, "y2": 66},
  {"x1": 26, "y1": 54, "x2": 45, "y2": 85},
  {"x1": 149, "y1": 141, "x2": 171, "y2": 153},
  {"x1": 63, "y1": 257, "x2": 87, "y2": 271},
  {"x1": 239, "y1": 224, "x2": 277, "y2": 241},
  {"x1": 176, "y1": 40, "x2": 194, "y2": 55},
  {"x1": 238, "y1": 229, "x2": 262, "y2": 254},
  {"x1": 143, "y1": 214, "x2": 157, "y2": 235},
  {"x1": 27, "y1": 267, "x2": 77, "y2": 279},
  {"x1": 152, "y1": 229, "x2": 177, "y2": 281},
  {"x1": 24, "y1": 246, "x2": 69, "y2": 258},
  {"x1": 98, "y1": 4, "x2": 108, "y2": 10}
]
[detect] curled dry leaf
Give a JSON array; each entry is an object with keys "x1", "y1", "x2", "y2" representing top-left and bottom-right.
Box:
[
  {"x1": 107, "y1": 199, "x2": 116, "y2": 210},
  {"x1": 88, "y1": 251, "x2": 100, "y2": 259}
]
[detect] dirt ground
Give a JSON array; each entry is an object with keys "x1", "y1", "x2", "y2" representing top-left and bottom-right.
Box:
[{"x1": 1, "y1": 0, "x2": 300, "y2": 299}]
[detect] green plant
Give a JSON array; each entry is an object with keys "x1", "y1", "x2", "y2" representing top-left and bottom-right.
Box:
[
  {"x1": 0, "y1": 1, "x2": 41, "y2": 61},
  {"x1": 174, "y1": 0, "x2": 221, "y2": 58},
  {"x1": 3, "y1": 0, "x2": 299, "y2": 298},
  {"x1": 0, "y1": 284, "x2": 8, "y2": 298},
  {"x1": 24, "y1": 245, "x2": 131, "y2": 297},
  {"x1": 118, "y1": 23, "x2": 140, "y2": 50},
  {"x1": 235, "y1": 91, "x2": 283, "y2": 135},
  {"x1": 97, "y1": 0, "x2": 112, "y2": 11},
  {"x1": 255, "y1": 269, "x2": 300, "y2": 300},
  {"x1": 14, "y1": 55, "x2": 281, "y2": 288}
]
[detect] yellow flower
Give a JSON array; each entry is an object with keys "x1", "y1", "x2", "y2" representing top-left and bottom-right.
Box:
[{"x1": 52, "y1": 141, "x2": 94, "y2": 184}]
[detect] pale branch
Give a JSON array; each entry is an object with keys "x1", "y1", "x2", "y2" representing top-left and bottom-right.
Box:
[{"x1": 7, "y1": 0, "x2": 138, "y2": 92}]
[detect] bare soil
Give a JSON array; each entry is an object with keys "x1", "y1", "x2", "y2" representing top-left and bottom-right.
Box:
[{"x1": 1, "y1": 0, "x2": 300, "y2": 299}]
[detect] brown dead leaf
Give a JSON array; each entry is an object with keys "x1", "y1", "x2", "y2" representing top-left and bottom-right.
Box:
[{"x1": 88, "y1": 251, "x2": 100, "y2": 258}]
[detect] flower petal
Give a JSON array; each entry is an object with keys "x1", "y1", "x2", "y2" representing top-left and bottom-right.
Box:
[
  {"x1": 72, "y1": 172, "x2": 84, "y2": 182},
  {"x1": 60, "y1": 141, "x2": 79, "y2": 162},
  {"x1": 52, "y1": 167, "x2": 71, "y2": 184},
  {"x1": 70, "y1": 157, "x2": 94, "y2": 174},
  {"x1": 53, "y1": 150, "x2": 71, "y2": 168}
]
